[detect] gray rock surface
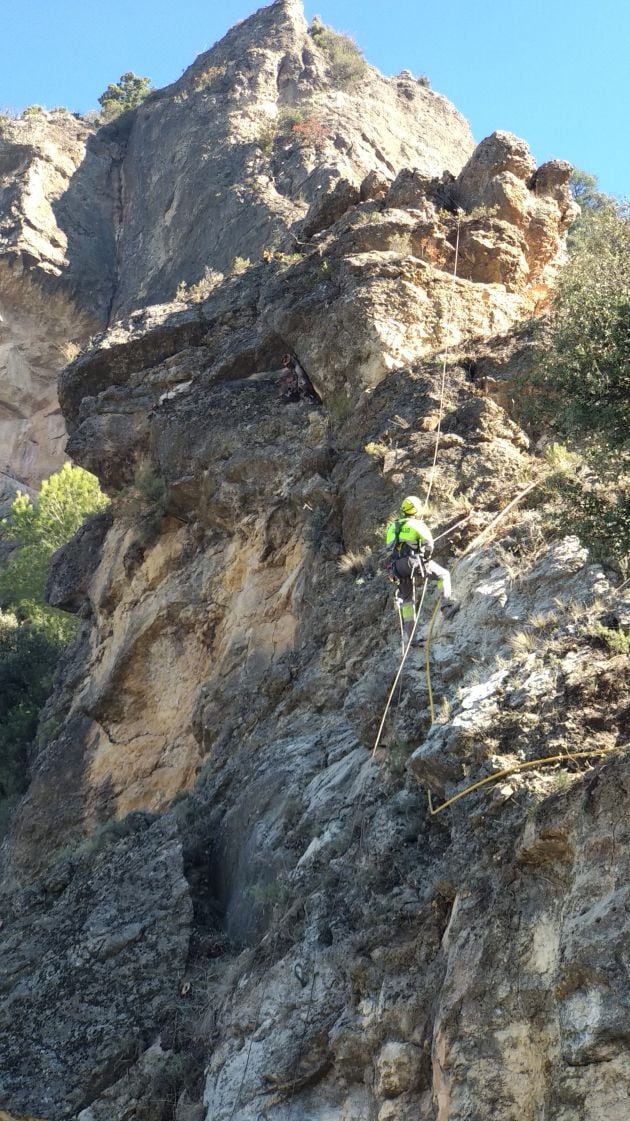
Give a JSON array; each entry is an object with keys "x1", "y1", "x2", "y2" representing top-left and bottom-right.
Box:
[
  {"x1": 0, "y1": 815, "x2": 192, "y2": 1118},
  {"x1": 0, "y1": 0, "x2": 473, "y2": 485},
  {"x1": 109, "y1": 0, "x2": 474, "y2": 317},
  {"x1": 46, "y1": 509, "x2": 113, "y2": 612},
  {"x1": 0, "y1": 5, "x2": 626, "y2": 1121},
  {"x1": 0, "y1": 111, "x2": 118, "y2": 483}
]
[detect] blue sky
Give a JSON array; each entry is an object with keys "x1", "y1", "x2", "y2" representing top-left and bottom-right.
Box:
[{"x1": 3, "y1": 0, "x2": 627, "y2": 196}]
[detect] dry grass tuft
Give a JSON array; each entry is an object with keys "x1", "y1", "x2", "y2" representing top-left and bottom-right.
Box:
[{"x1": 338, "y1": 549, "x2": 371, "y2": 576}]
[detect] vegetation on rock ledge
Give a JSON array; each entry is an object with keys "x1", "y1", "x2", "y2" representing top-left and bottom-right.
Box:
[
  {"x1": 98, "y1": 71, "x2": 154, "y2": 120},
  {"x1": 309, "y1": 17, "x2": 367, "y2": 84},
  {"x1": 0, "y1": 464, "x2": 108, "y2": 832},
  {"x1": 524, "y1": 181, "x2": 629, "y2": 572}
]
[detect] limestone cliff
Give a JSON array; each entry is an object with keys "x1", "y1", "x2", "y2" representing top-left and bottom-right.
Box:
[
  {"x1": 0, "y1": 0, "x2": 472, "y2": 487},
  {"x1": 1, "y1": 4, "x2": 628, "y2": 1121}
]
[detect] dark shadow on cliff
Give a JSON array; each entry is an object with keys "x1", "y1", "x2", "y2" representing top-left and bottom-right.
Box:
[{"x1": 48, "y1": 114, "x2": 136, "y2": 324}]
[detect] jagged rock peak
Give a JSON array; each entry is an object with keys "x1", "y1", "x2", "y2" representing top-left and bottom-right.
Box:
[
  {"x1": 108, "y1": 0, "x2": 473, "y2": 317},
  {"x1": 0, "y1": 0, "x2": 474, "y2": 484},
  {"x1": 172, "y1": 0, "x2": 308, "y2": 97}
]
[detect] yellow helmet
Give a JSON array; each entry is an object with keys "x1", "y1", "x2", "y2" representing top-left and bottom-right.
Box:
[{"x1": 400, "y1": 495, "x2": 423, "y2": 517}]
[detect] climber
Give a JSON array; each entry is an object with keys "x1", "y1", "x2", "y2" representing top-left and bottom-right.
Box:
[
  {"x1": 385, "y1": 495, "x2": 459, "y2": 644},
  {"x1": 279, "y1": 353, "x2": 320, "y2": 403}
]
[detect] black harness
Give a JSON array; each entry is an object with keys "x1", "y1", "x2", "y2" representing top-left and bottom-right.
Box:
[{"x1": 386, "y1": 518, "x2": 428, "y2": 581}]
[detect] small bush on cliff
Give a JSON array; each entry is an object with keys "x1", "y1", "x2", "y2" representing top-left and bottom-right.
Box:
[
  {"x1": 541, "y1": 195, "x2": 630, "y2": 447},
  {"x1": 176, "y1": 266, "x2": 224, "y2": 303},
  {"x1": 98, "y1": 71, "x2": 153, "y2": 121},
  {"x1": 522, "y1": 185, "x2": 630, "y2": 571},
  {"x1": 568, "y1": 168, "x2": 613, "y2": 247},
  {"x1": 231, "y1": 255, "x2": 251, "y2": 275},
  {"x1": 277, "y1": 105, "x2": 306, "y2": 131},
  {"x1": 292, "y1": 115, "x2": 328, "y2": 148},
  {"x1": 309, "y1": 17, "x2": 367, "y2": 85},
  {"x1": 120, "y1": 458, "x2": 168, "y2": 527},
  {"x1": 0, "y1": 463, "x2": 108, "y2": 627},
  {"x1": 0, "y1": 464, "x2": 108, "y2": 831},
  {"x1": 0, "y1": 609, "x2": 63, "y2": 804}
]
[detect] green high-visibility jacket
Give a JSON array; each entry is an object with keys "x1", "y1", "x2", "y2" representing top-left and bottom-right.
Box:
[{"x1": 385, "y1": 516, "x2": 434, "y2": 551}]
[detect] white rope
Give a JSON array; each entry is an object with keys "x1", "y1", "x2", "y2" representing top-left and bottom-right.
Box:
[
  {"x1": 371, "y1": 577, "x2": 429, "y2": 758},
  {"x1": 424, "y1": 212, "x2": 462, "y2": 511}
]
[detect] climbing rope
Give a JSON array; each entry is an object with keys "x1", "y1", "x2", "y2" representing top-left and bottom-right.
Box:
[
  {"x1": 371, "y1": 577, "x2": 429, "y2": 758},
  {"x1": 426, "y1": 747, "x2": 620, "y2": 815},
  {"x1": 372, "y1": 215, "x2": 464, "y2": 759},
  {"x1": 431, "y1": 513, "x2": 472, "y2": 545},
  {"x1": 395, "y1": 593, "x2": 405, "y2": 658},
  {"x1": 424, "y1": 211, "x2": 462, "y2": 512},
  {"x1": 424, "y1": 476, "x2": 544, "y2": 725}
]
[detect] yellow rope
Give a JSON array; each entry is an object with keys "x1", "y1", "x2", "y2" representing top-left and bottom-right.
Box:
[
  {"x1": 426, "y1": 747, "x2": 620, "y2": 815},
  {"x1": 418, "y1": 473, "x2": 624, "y2": 816},
  {"x1": 424, "y1": 476, "x2": 545, "y2": 724}
]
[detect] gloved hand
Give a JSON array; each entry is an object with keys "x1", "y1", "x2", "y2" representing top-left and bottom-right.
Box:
[{"x1": 422, "y1": 541, "x2": 434, "y2": 559}]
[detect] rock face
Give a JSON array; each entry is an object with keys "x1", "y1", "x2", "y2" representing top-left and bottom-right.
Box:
[
  {"x1": 108, "y1": 0, "x2": 474, "y2": 317},
  {"x1": 0, "y1": 110, "x2": 120, "y2": 485},
  {"x1": 0, "y1": 815, "x2": 192, "y2": 1117},
  {"x1": 1, "y1": 4, "x2": 627, "y2": 1121},
  {"x1": 0, "y1": 0, "x2": 474, "y2": 485}
]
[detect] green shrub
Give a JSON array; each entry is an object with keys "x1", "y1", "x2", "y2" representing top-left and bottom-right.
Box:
[
  {"x1": 0, "y1": 463, "x2": 109, "y2": 628},
  {"x1": 517, "y1": 184, "x2": 629, "y2": 572},
  {"x1": 388, "y1": 232, "x2": 411, "y2": 255},
  {"x1": 0, "y1": 465, "x2": 109, "y2": 831},
  {"x1": 250, "y1": 874, "x2": 292, "y2": 908},
  {"x1": 587, "y1": 621, "x2": 630, "y2": 655},
  {"x1": 567, "y1": 168, "x2": 613, "y2": 248},
  {"x1": 537, "y1": 450, "x2": 629, "y2": 574},
  {"x1": 192, "y1": 63, "x2": 227, "y2": 91},
  {"x1": 0, "y1": 608, "x2": 66, "y2": 825},
  {"x1": 276, "y1": 105, "x2": 306, "y2": 131},
  {"x1": 539, "y1": 195, "x2": 629, "y2": 448},
  {"x1": 120, "y1": 459, "x2": 168, "y2": 526},
  {"x1": 256, "y1": 119, "x2": 277, "y2": 155},
  {"x1": 309, "y1": 17, "x2": 367, "y2": 85},
  {"x1": 22, "y1": 105, "x2": 45, "y2": 118},
  {"x1": 98, "y1": 72, "x2": 153, "y2": 121},
  {"x1": 176, "y1": 267, "x2": 224, "y2": 303},
  {"x1": 327, "y1": 388, "x2": 352, "y2": 427},
  {"x1": 383, "y1": 737, "x2": 414, "y2": 781},
  {"x1": 467, "y1": 203, "x2": 500, "y2": 221}
]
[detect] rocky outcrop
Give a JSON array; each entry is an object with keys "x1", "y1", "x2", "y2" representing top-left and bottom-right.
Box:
[
  {"x1": 1, "y1": 5, "x2": 627, "y2": 1121},
  {"x1": 109, "y1": 0, "x2": 474, "y2": 317},
  {"x1": 452, "y1": 131, "x2": 578, "y2": 294},
  {"x1": 0, "y1": 814, "x2": 192, "y2": 1118},
  {"x1": 56, "y1": 129, "x2": 576, "y2": 469},
  {"x1": 0, "y1": 0, "x2": 475, "y2": 485},
  {"x1": 0, "y1": 266, "x2": 90, "y2": 488},
  {"x1": 0, "y1": 111, "x2": 118, "y2": 484},
  {"x1": 2, "y1": 291, "x2": 628, "y2": 1120}
]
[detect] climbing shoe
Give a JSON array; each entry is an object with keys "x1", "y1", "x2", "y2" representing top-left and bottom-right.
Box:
[{"x1": 441, "y1": 599, "x2": 461, "y2": 621}]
